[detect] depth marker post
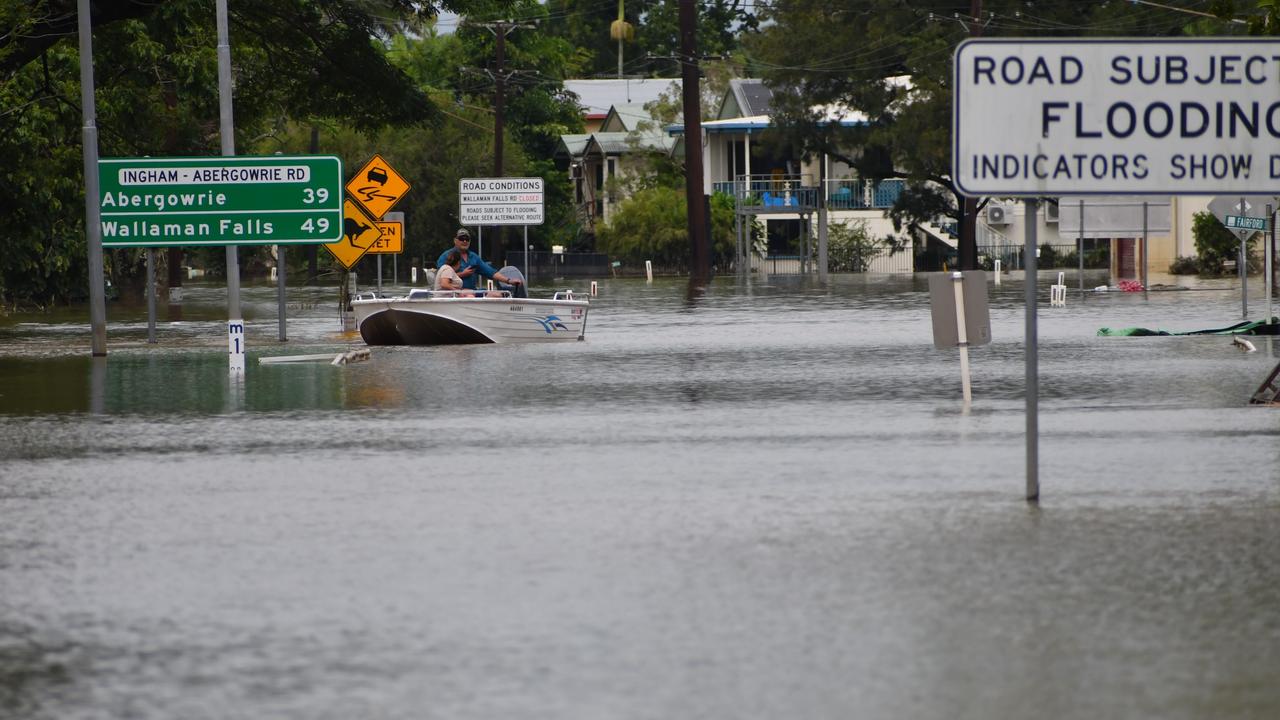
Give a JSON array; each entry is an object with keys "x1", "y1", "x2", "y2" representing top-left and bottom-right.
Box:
[{"x1": 951, "y1": 272, "x2": 972, "y2": 405}]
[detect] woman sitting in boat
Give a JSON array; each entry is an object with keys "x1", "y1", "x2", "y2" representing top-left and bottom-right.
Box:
[
  {"x1": 434, "y1": 250, "x2": 474, "y2": 296},
  {"x1": 436, "y1": 228, "x2": 522, "y2": 296}
]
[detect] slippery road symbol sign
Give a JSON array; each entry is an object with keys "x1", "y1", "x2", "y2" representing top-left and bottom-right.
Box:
[{"x1": 346, "y1": 154, "x2": 410, "y2": 219}]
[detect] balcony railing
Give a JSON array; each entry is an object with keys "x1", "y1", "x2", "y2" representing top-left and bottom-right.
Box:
[
  {"x1": 714, "y1": 174, "x2": 818, "y2": 210},
  {"x1": 824, "y1": 178, "x2": 904, "y2": 210},
  {"x1": 714, "y1": 176, "x2": 906, "y2": 212}
]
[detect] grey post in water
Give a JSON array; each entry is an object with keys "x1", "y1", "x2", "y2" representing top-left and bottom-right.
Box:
[
  {"x1": 1142, "y1": 201, "x2": 1149, "y2": 302},
  {"x1": 1025, "y1": 198, "x2": 1040, "y2": 502},
  {"x1": 216, "y1": 0, "x2": 240, "y2": 320},
  {"x1": 146, "y1": 249, "x2": 156, "y2": 343},
  {"x1": 1077, "y1": 198, "x2": 1085, "y2": 297},
  {"x1": 77, "y1": 0, "x2": 107, "y2": 356},
  {"x1": 277, "y1": 245, "x2": 287, "y2": 341}
]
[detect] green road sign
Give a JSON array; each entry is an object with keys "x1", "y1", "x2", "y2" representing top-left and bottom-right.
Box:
[
  {"x1": 98, "y1": 155, "x2": 343, "y2": 247},
  {"x1": 1225, "y1": 214, "x2": 1267, "y2": 231}
]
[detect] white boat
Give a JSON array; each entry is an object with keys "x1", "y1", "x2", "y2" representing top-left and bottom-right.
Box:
[{"x1": 351, "y1": 288, "x2": 589, "y2": 345}]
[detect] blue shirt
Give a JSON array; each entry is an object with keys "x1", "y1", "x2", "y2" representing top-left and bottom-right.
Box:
[{"x1": 436, "y1": 249, "x2": 498, "y2": 290}]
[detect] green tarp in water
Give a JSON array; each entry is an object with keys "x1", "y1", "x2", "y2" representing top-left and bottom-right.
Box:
[{"x1": 1098, "y1": 318, "x2": 1280, "y2": 336}]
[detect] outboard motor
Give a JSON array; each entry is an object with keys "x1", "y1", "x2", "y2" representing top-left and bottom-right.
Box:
[{"x1": 496, "y1": 266, "x2": 528, "y2": 299}]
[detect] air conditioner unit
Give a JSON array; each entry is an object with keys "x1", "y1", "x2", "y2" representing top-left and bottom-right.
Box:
[
  {"x1": 986, "y1": 203, "x2": 1011, "y2": 225},
  {"x1": 1044, "y1": 202, "x2": 1060, "y2": 223}
]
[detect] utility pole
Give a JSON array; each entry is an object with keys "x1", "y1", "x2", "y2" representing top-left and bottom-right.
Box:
[
  {"x1": 679, "y1": 0, "x2": 709, "y2": 283},
  {"x1": 478, "y1": 21, "x2": 532, "y2": 263},
  {"x1": 959, "y1": 0, "x2": 983, "y2": 271}
]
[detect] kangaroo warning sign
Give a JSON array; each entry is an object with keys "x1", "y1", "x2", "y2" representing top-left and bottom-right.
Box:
[
  {"x1": 324, "y1": 199, "x2": 383, "y2": 268},
  {"x1": 459, "y1": 177, "x2": 544, "y2": 225},
  {"x1": 954, "y1": 38, "x2": 1280, "y2": 195},
  {"x1": 346, "y1": 154, "x2": 410, "y2": 219}
]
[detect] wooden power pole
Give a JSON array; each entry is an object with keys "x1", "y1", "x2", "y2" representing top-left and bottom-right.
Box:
[{"x1": 679, "y1": 0, "x2": 710, "y2": 282}]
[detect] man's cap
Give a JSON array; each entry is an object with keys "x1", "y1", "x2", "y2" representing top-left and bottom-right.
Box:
[{"x1": 455, "y1": 228, "x2": 471, "y2": 240}]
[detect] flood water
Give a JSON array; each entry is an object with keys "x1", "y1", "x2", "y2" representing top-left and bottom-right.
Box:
[{"x1": 2, "y1": 272, "x2": 1279, "y2": 719}]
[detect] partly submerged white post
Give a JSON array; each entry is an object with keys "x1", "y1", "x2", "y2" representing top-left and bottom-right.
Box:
[
  {"x1": 645, "y1": 260, "x2": 653, "y2": 283},
  {"x1": 228, "y1": 320, "x2": 246, "y2": 374},
  {"x1": 590, "y1": 280, "x2": 598, "y2": 296},
  {"x1": 952, "y1": 272, "x2": 972, "y2": 405},
  {"x1": 993, "y1": 259, "x2": 1002, "y2": 285}
]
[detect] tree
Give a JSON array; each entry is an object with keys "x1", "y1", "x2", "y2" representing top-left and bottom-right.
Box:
[
  {"x1": 1192, "y1": 211, "x2": 1258, "y2": 276},
  {"x1": 597, "y1": 187, "x2": 735, "y2": 270},
  {"x1": 827, "y1": 219, "x2": 885, "y2": 272},
  {"x1": 746, "y1": 0, "x2": 1220, "y2": 271},
  {"x1": 0, "y1": 0, "x2": 512, "y2": 305},
  {"x1": 543, "y1": 0, "x2": 757, "y2": 78}
]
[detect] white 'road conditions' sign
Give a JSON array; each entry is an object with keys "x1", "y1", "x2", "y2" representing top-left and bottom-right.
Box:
[
  {"x1": 459, "y1": 177, "x2": 544, "y2": 225},
  {"x1": 954, "y1": 39, "x2": 1280, "y2": 196}
]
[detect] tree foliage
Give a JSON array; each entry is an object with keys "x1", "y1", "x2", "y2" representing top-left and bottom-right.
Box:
[
  {"x1": 543, "y1": 0, "x2": 757, "y2": 78},
  {"x1": 1192, "y1": 210, "x2": 1258, "y2": 275},
  {"x1": 827, "y1": 219, "x2": 884, "y2": 273},
  {"x1": 0, "y1": 0, "x2": 525, "y2": 306},
  {"x1": 745, "y1": 1, "x2": 1224, "y2": 264},
  {"x1": 597, "y1": 188, "x2": 736, "y2": 270}
]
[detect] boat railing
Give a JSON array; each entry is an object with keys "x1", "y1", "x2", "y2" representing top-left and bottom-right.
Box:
[{"x1": 403, "y1": 289, "x2": 512, "y2": 300}]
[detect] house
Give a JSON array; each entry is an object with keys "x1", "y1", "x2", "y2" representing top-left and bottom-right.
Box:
[
  {"x1": 671, "y1": 78, "x2": 915, "y2": 273},
  {"x1": 556, "y1": 93, "x2": 677, "y2": 236}
]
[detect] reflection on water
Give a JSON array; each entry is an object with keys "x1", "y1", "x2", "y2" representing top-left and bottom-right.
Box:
[{"x1": 2, "y1": 274, "x2": 1279, "y2": 719}]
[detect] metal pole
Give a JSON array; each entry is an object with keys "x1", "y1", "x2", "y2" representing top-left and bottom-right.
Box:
[
  {"x1": 1078, "y1": 198, "x2": 1085, "y2": 297},
  {"x1": 146, "y1": 248, "x2": 156, "y2": 343},
  {"x1": 377, "y1": 254, "x2": 383, "y2": 293},
  {"x1": 1025, "y1": 199, "x2": 1040, "y2": 502},
  {"x1": 216, "y1": 0, "x2": 240, "y2": 321},
  {"x1": 523, "y1": 225, "x2": 529, "y2": 282},
  {"x1": 77, "y1": 0, "x2": 108, "y2": 356},
  {"x1": 1241, "y1": 196, "x2": 1248, "y2": 320},
  {"x1": 1269, "y1": 204, "x2": 1275, "y2": 325},
  {"x1": 1142, "y1": 201, "x2": 1149, "y2": 301},
  {"x1": 277, "y1": 245, "x2": 286, "y2": 341}
]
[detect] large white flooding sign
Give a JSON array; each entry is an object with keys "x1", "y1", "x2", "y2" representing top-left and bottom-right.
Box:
[{"x1": 954, "y1": 39, "x2": 1280, "y2": 195}]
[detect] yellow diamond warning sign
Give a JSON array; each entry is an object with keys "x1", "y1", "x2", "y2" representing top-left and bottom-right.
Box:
[
  {"x1": 368, "y1": 221, "x2": 403, "y2": 254},
  {"x1": 324, "y1": 199, "x2": 383, "y2": 269},
  {"x1": 346, "y1": 154, "x2": 410, "y2": 219}
]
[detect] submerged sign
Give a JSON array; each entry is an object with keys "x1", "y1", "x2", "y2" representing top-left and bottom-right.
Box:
[
  {"x1": 954, "y1": 39, "x2": 1280, "y2": 195},
  {"x1": 99, "y1": 156, "x2": 343, "y2": 247}
]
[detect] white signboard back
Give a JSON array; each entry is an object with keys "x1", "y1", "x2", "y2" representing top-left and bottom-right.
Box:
[
  {"x1": 459, "y1": 177, "x2": 544, "y2": 225},
  {"x1": 954, "y1": 39, "x2": 1280, "y2": 195},
  {"x1": 1057, "y1": 196, "x2": 1172, "y2": 238}
]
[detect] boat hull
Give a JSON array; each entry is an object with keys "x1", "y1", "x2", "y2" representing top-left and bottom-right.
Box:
[{"x1": 351, "y1": 297, "x2": 589, "y2": 345}]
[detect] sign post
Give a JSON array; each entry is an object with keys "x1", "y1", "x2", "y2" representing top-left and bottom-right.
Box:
[
  {"x1": 928, "y1": 271, "x2": 992, "y2": 406},
  {"x1": 955, "y1": 38, "x2": 1280, "y2": 500}
]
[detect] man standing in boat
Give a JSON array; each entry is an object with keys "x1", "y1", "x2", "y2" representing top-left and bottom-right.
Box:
[{"x1": 437, "y1": 228, "x2": 521, "y2": 293}]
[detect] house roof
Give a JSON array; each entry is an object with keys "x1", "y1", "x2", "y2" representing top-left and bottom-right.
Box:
[
  {"x1": 667, "y1": 106, "x2": 868, "y2": 136},
  {"x1": 601, "y1": 103, "x2": 657, "y2": 133},
  {"x1": 584, "y1": 131, "x2": 674, "y2": 156},
  {"x1": 556, "y1": 134, "x2": 591, "y2": 160},
  {"x1": 563, "y1": 78, "x2": 681, "y2": 119},
  {"x1": 717, "y1": 79, "x2": 774, "y2": 120}
]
